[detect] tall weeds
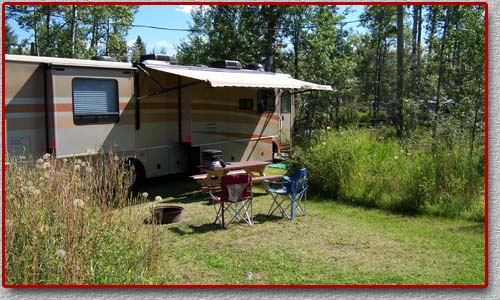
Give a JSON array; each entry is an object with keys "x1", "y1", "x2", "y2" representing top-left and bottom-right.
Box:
[
  {"x1": 291, "y1": 128, "x2": 484, "y2": 221},
  {"x1": 5, "y1": 153, "x2": 158, "y2": 285}
]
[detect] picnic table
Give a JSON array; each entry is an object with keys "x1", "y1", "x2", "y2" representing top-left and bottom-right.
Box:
[{"x1": 190, "y1": 161, "x2": 283, "y2": 190}]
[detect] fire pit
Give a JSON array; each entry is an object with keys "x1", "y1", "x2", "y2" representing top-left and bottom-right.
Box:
[{"x1": 151, "y1": 205, "x2": 184, "y2": 224}]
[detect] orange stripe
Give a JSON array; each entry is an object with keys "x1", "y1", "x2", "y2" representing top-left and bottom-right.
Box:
[
  {"x1": 54, "y1": 103, "x2": 130, "y2": 112},
  {"x1": 6, "y1": 104, "x2": 45, "y2": 113}
]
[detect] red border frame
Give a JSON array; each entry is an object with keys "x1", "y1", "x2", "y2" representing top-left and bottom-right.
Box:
[{"x1": 1, "y1": 1, "x2": 489, "y2": 289}]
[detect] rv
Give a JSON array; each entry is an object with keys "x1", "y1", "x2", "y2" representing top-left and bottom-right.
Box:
[{"x1": 4, "y1": 54, "x2": 331, "y2": 184}]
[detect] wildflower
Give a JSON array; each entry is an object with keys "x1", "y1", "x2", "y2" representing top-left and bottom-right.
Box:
[
  {"x1": 394, "y1": 156, "x2": 399, "y2": 160},
  {"x1": 155, "y1": 196, "x2": 162, "y2": 202},
  {"x1": 247, "y1": 272, "x2": 253, "y2": 281},
  {"x1": 63, "y1": 158, "x2": 68, "y2": 163},
  {"x1": 42, "y1": 162, "x2": 50, "y2": 169},
  {"x1": 326, "y1": 126, "x2": 331, "y2": 130},
  {"x1": 322, "y1": 142, "x2": 327, "y2": 146},
  {"x1": 114, "y1": 155, "x2": 120, "y2": 161},
  {"x1": 142, "y1": 192, "x2": 149, "y2": 199},
  {"x1": 406, "y1": 152, "x2": 411, "y2": 156},
  {"x1": 56, "y1": 249, "x2": 66, "y2": 260},
  {"x1": 36, "y1": 158, "x2": 44, "y2": 165},
  {"x1": 81, "y1": 162, "x2": 87, "y2": 167},
  {"x1": 74, "y1": 165, "x2": 81, "y2": 172},
  {"x1": 43, "y1": 153, "x2": 51, "y2": 160},
  {"x1": 73, "y1": 198, "x2": 85, "y2": 209}
]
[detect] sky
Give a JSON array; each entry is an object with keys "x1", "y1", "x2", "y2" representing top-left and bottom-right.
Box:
[{"x1": 7, "y1": 4, "x2": 365, "y2": 56}]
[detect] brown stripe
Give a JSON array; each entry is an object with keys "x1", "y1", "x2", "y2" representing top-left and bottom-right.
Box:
[
  {"x1": 193, "y1": 131, "x2": 274, "y2": 142},
  {"x1": 192, "y1": 112, "x2": 279, "y2": 123},
  {"x1": 141, "y1": 102, "x2": 177, "y2": 110},
  {"x1": 192, "y1": 103, "x2": 279, "y2": 120},
  {"x1": 6, "y1": 117, "x2": 45, "y2": 131},
  {"x1": 5, "y1": 104, "x2": 45, "y2": 113}
]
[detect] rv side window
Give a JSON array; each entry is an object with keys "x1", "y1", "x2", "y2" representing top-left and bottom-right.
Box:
[
  {"x1": 281, "y1": 92, "x2": 291, "y2": 114},
  {"x1": 72, "y1": 78, "x2": 119, "y2": 125},
  {"x1": 257, "y1": 90, "x2": 275, "y2": 113}
]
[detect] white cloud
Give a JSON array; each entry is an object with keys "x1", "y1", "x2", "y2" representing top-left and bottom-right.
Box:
[
  {"x1": 127, "y1": 39, "x2": 136, "y2": 47},
  {"x1": 175, "y1": 5, "x2": 197, "y2": 14},
  {"x1": 154, "y1": 40, "x2": 171, "y2": 48}
]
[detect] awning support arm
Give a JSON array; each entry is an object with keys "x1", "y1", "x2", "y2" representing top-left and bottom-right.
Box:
[{"x1": 137, "y1": 81, "x2": 201, "y2": 100}]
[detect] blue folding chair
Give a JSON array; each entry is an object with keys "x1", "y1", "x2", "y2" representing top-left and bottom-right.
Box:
[{"x1": 265, "y1": 168, "x2": 307, "y2": 220}]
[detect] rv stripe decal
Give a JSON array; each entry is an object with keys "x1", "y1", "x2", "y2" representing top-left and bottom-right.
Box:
[
  {"x1": 6, "y1": 104, "x2": 45, "y2": 113},
  {"x1": 192, "y1": 131, "x2": 274, "y2": 143}
]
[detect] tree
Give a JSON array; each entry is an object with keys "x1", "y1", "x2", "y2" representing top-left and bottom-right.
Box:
[
  {"x1": 130, "y1": 35, "x2": 147, "y2": 62},
  {"x1": 6, "y1": 4, "x2": 138, "y2": 60}
]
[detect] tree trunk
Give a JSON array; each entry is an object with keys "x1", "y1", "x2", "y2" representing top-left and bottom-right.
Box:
[
  {"x1": 69, "y1": 5, "x2": 78, "y2": 58},
  {"x1": 263, "y1": 6, "x2": 277, "y2": 72},
  {"x1": 105, "y1": 18, "x2": 110, "y2": 56},
  {"x1": 33, "y1": 6, "x2": 38, "y2": 56},
  {"x1": 416, "y1": 6, "x2": 422, "y2": 100},
  {"x1": 293, "y1": 21, "x2": 300, "y2": 79},
  {"x1": 44, "y1": 7, "x2": 51, "y2": 56},
  {"x1": 396, "y1": 6, "x2": 404, "y2": 137},
  {"x1": 435, "y1": 7, "x2": 453, "y2": 116}
]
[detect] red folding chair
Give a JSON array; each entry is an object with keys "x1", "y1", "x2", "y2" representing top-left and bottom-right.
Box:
[{"x1": 210, "y1": 173, "x2": 253, "y2": 228}]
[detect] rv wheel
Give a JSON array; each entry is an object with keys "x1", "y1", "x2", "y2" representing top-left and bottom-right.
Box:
[{"x1": 124, "y1": 159, "x2": 145, "y2": 190}]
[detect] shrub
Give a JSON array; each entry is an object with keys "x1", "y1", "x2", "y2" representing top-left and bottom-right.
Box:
[{"x1": 291, "y1": 128, "x2": 484, "y2": 220}]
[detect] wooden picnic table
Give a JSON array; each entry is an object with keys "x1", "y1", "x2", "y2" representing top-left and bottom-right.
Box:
[{"x1": 190, "y1": 161, "x2": 283, "y2": 190}]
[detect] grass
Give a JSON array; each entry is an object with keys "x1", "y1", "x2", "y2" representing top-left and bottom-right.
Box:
[
  {"x1": 128, "y1": 173, "x2": 485, "y2": 285},
  {"x1": 4, "y1": 154, "x2": 485, "y2": 285}
]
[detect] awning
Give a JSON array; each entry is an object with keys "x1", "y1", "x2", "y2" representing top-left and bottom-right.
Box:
[{"x1": 142, "y1": 60, "x2": 332, "y2": 91}]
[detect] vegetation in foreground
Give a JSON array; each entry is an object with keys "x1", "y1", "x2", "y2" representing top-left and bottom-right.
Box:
[
  {"x1": 4, "y1": 152, "x2": 485, "y2": 285},
  {"x1": 4, "y1": 154, "x2": 159, "y2": 284}
]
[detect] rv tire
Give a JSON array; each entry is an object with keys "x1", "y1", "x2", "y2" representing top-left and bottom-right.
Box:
[{"x1": 124, "y1": 158, "x2": 145, "y2": 190}]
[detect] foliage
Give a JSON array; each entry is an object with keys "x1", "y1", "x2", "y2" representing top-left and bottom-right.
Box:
[
  {"x1": 290, "y1": 127, "x2": 484, "y2": 221},
  {"x1": 4, "y1": 153, "x2": 158, "y2": 284},
  {"x1": 6, "y1": 5, "x2": 138, "y2": 61}
]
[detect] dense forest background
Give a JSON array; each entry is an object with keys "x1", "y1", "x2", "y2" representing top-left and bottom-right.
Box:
[{"x1": 5, "y1": 4, "x2": 486, "y2": 219}]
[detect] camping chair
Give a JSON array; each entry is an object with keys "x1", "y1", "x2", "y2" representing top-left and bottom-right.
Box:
[
  {"x1": 209, "y1": 173, "x2": 253, "y2": 228},
  {"x1": 265, "y1": 168, "x2": 307, "y2": 220}
]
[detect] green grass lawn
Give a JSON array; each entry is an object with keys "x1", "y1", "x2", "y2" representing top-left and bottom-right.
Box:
[{"x1": 126, "y1": 167, "x2": 485, "y2": 285}]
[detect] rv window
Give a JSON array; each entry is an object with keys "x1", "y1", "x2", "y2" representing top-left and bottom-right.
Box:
[
  {"x1": 257, "y1": 90, "x2": 275, "y2": 113},
  {"x1": 239, "y1": 98, "x2": 254, "y2": 110},
  {"x1": 281, "y1": 92, "x2": 291, "y2": 114},
  {"x1": 72, "y1": 78, "x2": 119, "y2": 125}
]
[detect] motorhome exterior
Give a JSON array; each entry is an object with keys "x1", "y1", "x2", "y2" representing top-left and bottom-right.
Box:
[{"x1": 4, "y1": 54, "x2": 331, "y2": 182}]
